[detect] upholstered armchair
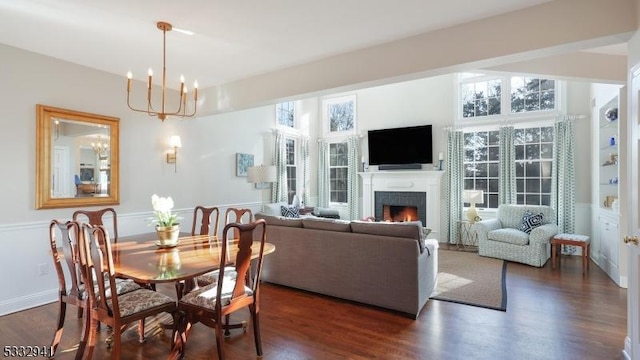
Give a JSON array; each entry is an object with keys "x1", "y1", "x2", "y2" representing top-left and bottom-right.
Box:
[{"x1": 475, "y1": 204, "x2": 558, "y2": 267}]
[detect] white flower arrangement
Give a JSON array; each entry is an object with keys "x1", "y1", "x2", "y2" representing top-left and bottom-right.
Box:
[{"x1": 151, "y1": 194, "x2": 180, "y2": 228}]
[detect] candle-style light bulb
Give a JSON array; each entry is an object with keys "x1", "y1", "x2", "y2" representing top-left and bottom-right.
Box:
[
  {"x1": 180, "y1": 75, "x2": 185, "y2": 84},
  {"x1": 127, "y1": 71, "x2": 132, "y2": 92}
]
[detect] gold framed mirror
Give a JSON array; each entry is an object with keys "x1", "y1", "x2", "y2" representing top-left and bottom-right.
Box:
[{"x1": 36, "y1": 104, "x2": 120, "y2": 209}]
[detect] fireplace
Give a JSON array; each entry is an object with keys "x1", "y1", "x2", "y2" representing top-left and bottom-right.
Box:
[
  {"x1": 360, "y1": 170, "x2": 443, "y2": 237},
  {"x1": 375, "y1": 191, "x2": 426, "y2": 224},
  {"x1": 382, "y1": 205, "x2": 419, "y2": 222}
]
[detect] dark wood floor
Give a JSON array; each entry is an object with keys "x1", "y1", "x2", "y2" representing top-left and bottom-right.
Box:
[{"x1": 0, "y1": 252, "x2": 627, "y2": 360}]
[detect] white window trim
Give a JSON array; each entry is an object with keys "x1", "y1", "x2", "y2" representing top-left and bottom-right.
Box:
[
  {"x1": 327, "y1": 140, "x2": 349, "y2": 206},
  {"x1": 455, "y1": 73, "x2": 565, "y2": 126},
  {"x1": 322, "y1": 94, "x2": 357, "y2": 138},
  {"x1": 275, "y1": 101, "x2": 296, "y2": 130}
]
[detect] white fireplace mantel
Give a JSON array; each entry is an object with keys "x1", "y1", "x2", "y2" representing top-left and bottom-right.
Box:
[{"x1": 359, "y1": 170, "x2": 444, "y2": 237}]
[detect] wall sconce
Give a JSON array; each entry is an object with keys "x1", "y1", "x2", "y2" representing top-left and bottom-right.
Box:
[{"x1": 166, "y1": 135, "x2": 182, "y2": 173}]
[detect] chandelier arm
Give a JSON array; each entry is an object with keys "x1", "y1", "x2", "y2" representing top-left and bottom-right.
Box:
[{"x1": 127, "y1": 93, "x2": 158, "y2": 116}]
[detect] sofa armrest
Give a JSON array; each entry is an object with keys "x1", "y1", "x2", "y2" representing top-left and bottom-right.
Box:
[
  {"x1": 529, "y1": 224, "x2": 558, "y2": 245},
  {"x1": 475, "y1": 218, "x2": 502, "y2": 243}
]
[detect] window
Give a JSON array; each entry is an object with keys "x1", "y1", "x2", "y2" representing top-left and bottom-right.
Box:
[
  {"x1": 276, "y1": 101, "x2": 295, "y2": 128},
  {"x1": 463, "y1": 131, "x2": 499, "y2": 208},
  {"x1": 329, "y1": 143, "x2": 348, "y2": 203},
  {"x1": 323, "y1": 95, "x2": 356, "y2": 135},
  {"x1": 285, "y1": 138, "x2": 297, "y2": 204},
  {"x1": 461, "y1": 78, "x2": 501, "y2": 118},
  {"x1": 459, "y1": 74, "x2": 557, "y2": 119},
  {"x1": 511, "y1": 77, "x2": 555, "y2": 113},
  {"x1": 463, "y1": 126, "x2": 554, "y2": 208},
  {"x1": 515, "y1": 126, "x2": 553, "y2": 205}
]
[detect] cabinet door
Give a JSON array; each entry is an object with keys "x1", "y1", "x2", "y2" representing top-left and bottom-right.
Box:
[
  {"x1": 598, "y1": 217, "x2": 611, "y2": 262},
  {"x1": 598, "y1": 215, "x2": 620, "y2": 281}
]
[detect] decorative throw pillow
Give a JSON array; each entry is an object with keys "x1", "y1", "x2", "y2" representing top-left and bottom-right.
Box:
[
  {"x1": 280, "y1": 205, "x2": 300, "y2": 218},
  {"x1": 519, "y1": 210, "x2": 544, "y2": 234}
]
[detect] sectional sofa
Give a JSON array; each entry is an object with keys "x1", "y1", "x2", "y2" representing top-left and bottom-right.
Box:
[{"x1": 255, "y1": 213, "x2": 438, "y2": 318}]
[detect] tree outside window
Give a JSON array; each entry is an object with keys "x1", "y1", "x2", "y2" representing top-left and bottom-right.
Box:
[
  {"x1": 515, "y1": 126, "x2": 554, "y2": 205},
  {"x1": 276, "y1": 101, "x2": 295, "y2": 128},
  {"x1": 329, "y1": 143, "x2": 348, "y2": 203},
  {"x1": 461, "y1": 79, "x2": 501, "y2": 118},
  {"x1": 463, "y1": 126, "x2": 553, "y2": 208},
  {"x1": 460, "y1": 74, "x2": 556, "y2": 118},
  {"x1": 463, "y1": 131, "x2": 499, "y2": 208},
  {"x1": 323, "y1": 95, "x2": 356, "y2": 134},
  {"x1": 511, "y1": 78, "x2": 555, "y2": 113}
]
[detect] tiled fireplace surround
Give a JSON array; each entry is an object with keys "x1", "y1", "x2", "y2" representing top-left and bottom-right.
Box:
[{"x1": 359, "y1": 170, "x2": 444, "y2": 238}]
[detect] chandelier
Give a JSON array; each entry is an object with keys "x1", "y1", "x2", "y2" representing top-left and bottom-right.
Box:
[
  {"x1": 92, "y1": 137, "x2": 109, "y2": 159},
  {"x1": 126, "y1": 21, "x2": 198, "y2": 121}
]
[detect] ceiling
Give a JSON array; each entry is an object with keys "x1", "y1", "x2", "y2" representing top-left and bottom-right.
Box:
[{"x1": 0, "y1": 0, "x2": 565, "y2": 90}]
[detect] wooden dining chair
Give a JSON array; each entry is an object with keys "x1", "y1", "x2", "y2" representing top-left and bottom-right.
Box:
[
  {"x1": 191, "y1": 206, "x2": 220, "y2": 237},
  {"x1": 225, "y1": 207, "x2": 253, "y2": 241},
  {"x1": 196, "y1": 207, "x2": 251, "y2": 287},
  {"x1": 73, "y1": 207, "x2": 119, "y2": 242},
  {"x1": 49, "y1": 220, "x2": 90, "y2": 359},
  {"x1": 175, "y1": 219, "x2": 267, "y2": 360},
  {"x1": 49, "y1": 220, "x2": 142, "y2": 359},
  {"x1": 82, "y1": 224, "x2": 178, "y2": 359}
]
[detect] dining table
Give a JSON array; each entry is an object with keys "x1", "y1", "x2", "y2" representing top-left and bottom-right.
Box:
[{"x1": 113, "y1": 232, "x2": 275, "y2": 296}]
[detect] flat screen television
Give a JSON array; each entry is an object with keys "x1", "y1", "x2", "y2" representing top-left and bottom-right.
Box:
[{"x1": 367, "y1": 125, "x2": 433, "y2": 166}]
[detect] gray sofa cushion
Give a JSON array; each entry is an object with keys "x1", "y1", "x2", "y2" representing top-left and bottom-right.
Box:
[
  {"x1": 488, "y1": 228, "x2": 529, "y2": 246},
  {"x1": 255, "y1": 213, "x2": 303, "y2": 227},
  {"x1": 351, "y1": 221, "x2": 424, "y2": 253},
  {"x1": 302, "y1": 218, "x2": 351, "y2": 232}
]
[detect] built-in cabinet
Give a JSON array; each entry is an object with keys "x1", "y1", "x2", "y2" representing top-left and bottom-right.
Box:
[{"x1": 592, "y1": 86, "x2": 626, "y2": 287}]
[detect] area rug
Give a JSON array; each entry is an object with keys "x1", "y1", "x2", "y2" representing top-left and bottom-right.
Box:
[{"x1": 430, "y1": 249, "x2": 507, "y2": 311}]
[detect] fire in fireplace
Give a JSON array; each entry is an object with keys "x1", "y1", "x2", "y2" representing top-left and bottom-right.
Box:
[{"x1": 382, "y1": 205, "x2": 419, "y2": 222}]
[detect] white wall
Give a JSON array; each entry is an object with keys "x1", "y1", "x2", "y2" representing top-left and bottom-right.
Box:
[{"x1": 357, "y1": 74, "x2": 454, "y2": 168}]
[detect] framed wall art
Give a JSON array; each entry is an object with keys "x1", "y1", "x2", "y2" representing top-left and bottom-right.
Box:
[{"x1": 236, "y1": 153, "x2": 254, "y2": 177}]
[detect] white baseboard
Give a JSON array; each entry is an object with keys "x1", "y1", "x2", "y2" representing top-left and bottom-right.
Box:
[{"x1": 0, "y1": 289, "x2": 57, "y2": 316}]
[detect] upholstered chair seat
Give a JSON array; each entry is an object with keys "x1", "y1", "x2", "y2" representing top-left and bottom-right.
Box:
[
  {"x1": 115, "y1": 289, "x2": 176, "y2": 318},
  {"x1": 78, "y1": 278, "x2": 142, "y2": 300},
  {"x1": 486, "y1": 228, "x2": 530, "y2": 246},
  {"x1": 181, "y1": 274, "x2": 252, "y2": 308},
  {"x1": 195, "y1": 269, "x2": 237, "y2": 287}
]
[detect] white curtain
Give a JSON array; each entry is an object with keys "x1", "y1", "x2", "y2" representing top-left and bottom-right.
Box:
[
  {"x1": 347, "y1": 136, "x2": 360, "y2": 220},
  {"x1": 552, "y1": 117, "x2": 576, "y2": 234},
  {"x1": 499, "y1": 126, "x2": 516, "y2": 205},
  {"x1": 317, "y1": 139, "x2": 330, "y2": 207},
  {"x1": 271, "y1": 131, "x2": 288, "y2": 203},
  {"x1": 446, "y1": 129, "x2": 464, "y2": 244},
  {"x1": 300, "y1": 137, "x2": 310, "y2": 205}
]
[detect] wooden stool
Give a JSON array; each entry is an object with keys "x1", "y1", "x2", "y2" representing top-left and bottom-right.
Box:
[{"x1": 551, "y1": 233, "x2": 590, "y2": 274}]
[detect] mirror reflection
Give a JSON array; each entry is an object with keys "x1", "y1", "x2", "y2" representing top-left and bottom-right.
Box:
[
  {"x1": 36, "y1": 105, "x2": 119, "y2": 209},
  {"x1": 52, "y1": 119, "x2": 111, "y2": 198}
]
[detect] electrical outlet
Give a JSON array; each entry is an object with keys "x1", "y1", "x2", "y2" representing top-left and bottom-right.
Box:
[{"x1": 38, "y1": 263, "x2": 49, "y2": 276}]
